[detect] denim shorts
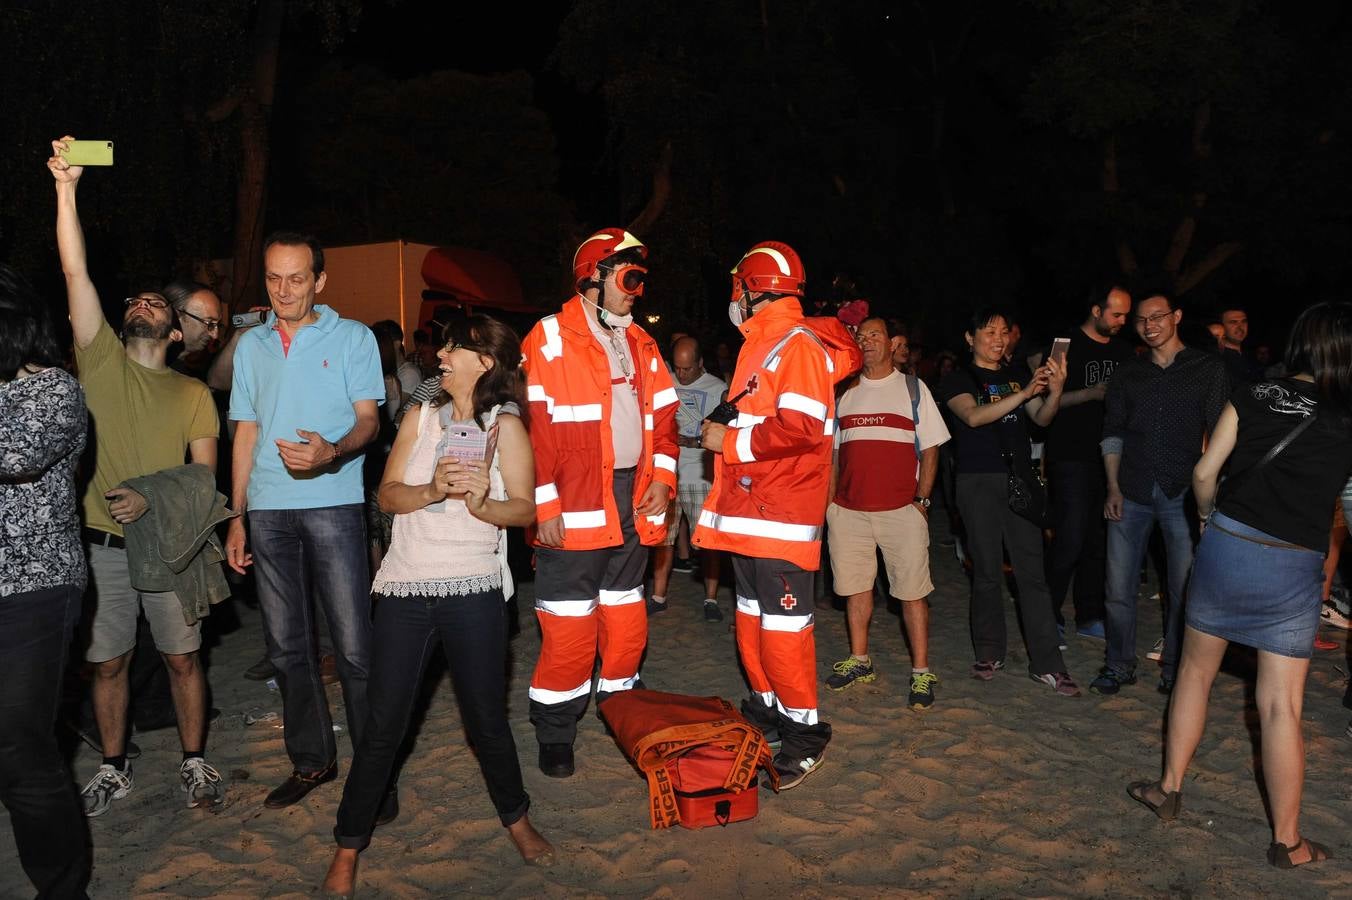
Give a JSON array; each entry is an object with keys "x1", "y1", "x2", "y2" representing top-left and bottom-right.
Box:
[{"x1": 1186, "y1": 512, "x2": 1324, "y2": 658}]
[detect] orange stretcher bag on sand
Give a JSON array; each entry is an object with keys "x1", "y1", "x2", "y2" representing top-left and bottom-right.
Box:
[{"x1": 599, "y1": 688, "x2": 779, "y2": 829}]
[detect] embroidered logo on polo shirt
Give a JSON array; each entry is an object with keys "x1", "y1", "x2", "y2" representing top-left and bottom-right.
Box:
[{"x1": 323, "y1": 359, "x2": 329, "y2": 368}]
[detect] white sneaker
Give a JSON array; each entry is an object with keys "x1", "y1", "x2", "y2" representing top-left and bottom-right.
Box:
[
  {"x1": 1321, "y1": 602, "x2": 1352, "y2": 631},
  {"x1": 81, "y1": 763, "x2": 133, "y2": 817},
  {"x1": 180, "y1": 758, "x2": 225, "y2": 809},
  {"x1": 1146, "y1": 637, "x2": 1165, "y2": 661}
]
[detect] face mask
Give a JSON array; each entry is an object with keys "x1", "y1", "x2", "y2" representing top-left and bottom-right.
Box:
[
  {"x1": 728, "y1": 300, "x2": 747, "y2": 327},
  {"x1": 583, "y1": 293, "x2": 633, "y2": 330}
]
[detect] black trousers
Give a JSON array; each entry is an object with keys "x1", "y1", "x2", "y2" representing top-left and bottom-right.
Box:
[
  {"x1": 1045, "y1": 459, "x2": 1108, "y2": 626},
  {"x1": 0, "y1": 584, "x2": 91, "y2": 899},
  {"x1": 334, "y1": 588, "x2": 528, "y2": 850}
]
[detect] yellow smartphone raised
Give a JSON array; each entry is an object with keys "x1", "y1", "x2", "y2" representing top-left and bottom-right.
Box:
[{"x1": 61, "y1": 140, "x2": 114, "y2": 166}]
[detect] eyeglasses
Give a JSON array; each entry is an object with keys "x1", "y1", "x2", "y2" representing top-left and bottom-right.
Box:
[
  {"x1": 178, "y1": 308, "x2": 221, "y2": 331},
  {"x1": 124, "y1": 295, "x2": 169, "y2": 310},
  {"x1": 1134, "y1": 311, "x2": 1174, "y2": 327},
  {"x1": 442, "y1": 341, "x2": 484, "y2": 354}
]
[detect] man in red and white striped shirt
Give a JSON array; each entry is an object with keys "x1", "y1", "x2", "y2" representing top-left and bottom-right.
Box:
[{"x1": 826, "y1": 317, "x2": 950, "y2": 709}]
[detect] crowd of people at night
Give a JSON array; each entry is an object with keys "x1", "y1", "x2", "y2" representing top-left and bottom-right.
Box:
[{"x1": 4, "y1": 136, "x2": 1352, "y2": 898}]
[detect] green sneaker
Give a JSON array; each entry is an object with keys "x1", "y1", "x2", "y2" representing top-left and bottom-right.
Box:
[
  {"x1": 826, "y1": 657, "x2": 876, "y2": 691},
  {"x1": 908, "y1": 672, "x2": 939, "y2": 710}
]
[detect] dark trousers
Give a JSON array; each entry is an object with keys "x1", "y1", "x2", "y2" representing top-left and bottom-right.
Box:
[
  {"x1": 335, "y1": 589, "x2": 528, "y2": 849},
  {"x1": 0, "y1": 585, "x2": 91, "y2": 899},
  {"x1": 956, "y1": 473, "x2": 1067, "y2": 674},
  {"x1": 1045, "y1": 460, "x2": 1108, "y2": 626},
  {"x1": 250, "y1": 504, "x2": 371, "y2": 772}
]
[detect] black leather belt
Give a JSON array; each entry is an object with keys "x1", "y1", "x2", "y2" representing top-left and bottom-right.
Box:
[{"x1": 83, "y1": 527, "x2": 126, "y2": 549}]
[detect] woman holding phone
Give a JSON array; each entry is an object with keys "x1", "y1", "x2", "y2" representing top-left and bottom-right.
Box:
[
  {"x1": 322, "y1": 315, "x2": 553, "y2": 898},
  {"x1": 1128, "y1": 302, "x2": 1352, "y2": 869},
  {"x1": 938, "y1": 307, "x2": 1078, "y2": 696}
]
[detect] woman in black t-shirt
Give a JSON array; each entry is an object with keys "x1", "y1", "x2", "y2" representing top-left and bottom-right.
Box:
[
  {"x1": 1128, "y1": 301, "x2": 1352, "y2": 869},
  {"x1": 939, "y1": 308, "x2": 1077, "y2": 695}
]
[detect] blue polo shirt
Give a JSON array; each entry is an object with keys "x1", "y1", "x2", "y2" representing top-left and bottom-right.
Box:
[{"x1": 229, "y1": 305, "x2": 385, "y2": 510}]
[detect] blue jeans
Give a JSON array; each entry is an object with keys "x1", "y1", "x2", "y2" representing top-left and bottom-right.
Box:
[
  {"x1": 1104, "y1": 485, "x2": 1195, "y2": 680},
  {"x1": 0, "y1": 584, "x2": 91, "y2": 899},
  {"x1": 250, "y1": 504, "x2": 372, "y2": 772},
  {"x1": 334, "y1": 589, "x2": 528, "y2": 849}
]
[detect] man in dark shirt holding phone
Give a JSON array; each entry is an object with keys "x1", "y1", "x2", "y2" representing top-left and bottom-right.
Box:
[{"x1": 1041, "y1": 282, "x2": 1136, "y2": 641}]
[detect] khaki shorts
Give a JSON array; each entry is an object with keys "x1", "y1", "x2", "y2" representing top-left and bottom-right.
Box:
[
  {"x1": 84, "y1": 543, "x2": 201, "y2": 663},
  {"x1": 826, "y1": 502, "x2": 933, "y2": 600},
  {"x1": 661, "y1": 487, "x2": 710, "y2": 547}
]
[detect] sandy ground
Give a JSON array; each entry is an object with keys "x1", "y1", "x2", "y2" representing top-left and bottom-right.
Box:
[{"x1": 4, "y1": 517, "x2": 1352, "y2": 899}]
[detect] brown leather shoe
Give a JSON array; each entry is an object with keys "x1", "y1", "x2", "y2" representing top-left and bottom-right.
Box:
[{"x1": 264, "y1": 763, "x2": 337, "y2": 808}]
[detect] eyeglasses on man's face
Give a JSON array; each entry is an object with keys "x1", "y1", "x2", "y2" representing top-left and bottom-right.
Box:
[
  {"x1": 124, "y1": 295, "x2": 169, "y2": 311},
  {"x1": 1134, "y1": 311, "x2": 1174, "y2": 327},
  {"x1": 178, "y1": 308, "x2": 221, "y2": 331}
]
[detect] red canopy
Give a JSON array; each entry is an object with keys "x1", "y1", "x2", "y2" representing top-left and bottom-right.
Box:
[{"x1": 420, "y1": 246, "x2": 539, "y2": 312}]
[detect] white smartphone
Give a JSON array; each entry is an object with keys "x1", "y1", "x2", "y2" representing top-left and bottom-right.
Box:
[{"x1": 1049, "y1": 337, "x2": 1071, "y2": 369}]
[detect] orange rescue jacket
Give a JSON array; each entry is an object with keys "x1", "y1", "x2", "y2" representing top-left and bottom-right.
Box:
[
  {"x1": 523, "y1": 296, "x2": 680, "y2": 550},
  {"x1": 692, "y1": 298, "x2": 861, "y2": 570}
]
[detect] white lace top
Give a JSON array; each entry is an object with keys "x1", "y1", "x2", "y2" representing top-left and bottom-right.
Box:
[{"x1": 371, "y1": 401, "x2": 517, "y2": 599}]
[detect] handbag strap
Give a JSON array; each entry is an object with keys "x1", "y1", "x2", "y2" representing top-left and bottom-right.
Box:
[{"x1": 1223, "y1": 411, "x2": 1317, "y2": 497}]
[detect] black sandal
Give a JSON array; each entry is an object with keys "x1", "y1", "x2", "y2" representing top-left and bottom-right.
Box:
[
  {"x1": 1126, "y1": 781, "x2": 1181, "y2": 821},
  {"x1": 1266, "y1": 838, "x2": 1331, "y2": 869}
]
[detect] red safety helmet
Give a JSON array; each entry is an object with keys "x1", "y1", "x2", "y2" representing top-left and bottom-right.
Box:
[
  {"x1": 730, "y1": 241, "x2": 806, "y2": 303},
  {"x1": 573, "y1": 228, "x2": 648, "y2": 291}
]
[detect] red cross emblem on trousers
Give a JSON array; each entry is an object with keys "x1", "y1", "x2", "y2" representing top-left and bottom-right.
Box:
[
  {"x1": 745, "y1": 374, "x2": 760, "y2": 395},
  {"x1": 779, "y1": 592, "x2": 797, "y2": 610}
]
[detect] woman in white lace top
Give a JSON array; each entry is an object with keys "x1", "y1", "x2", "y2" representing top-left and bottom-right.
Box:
[{"x1": 324, "y1": 315, "x2": 553, "y2": 897}]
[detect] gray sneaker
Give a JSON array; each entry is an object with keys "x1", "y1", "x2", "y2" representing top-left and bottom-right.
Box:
[
  {"x1": 180, "y1": 758, "x2": 225, "y2": 809},
  {"x1": 82, "y1": 763, "x2": 133, "y2": 817}
]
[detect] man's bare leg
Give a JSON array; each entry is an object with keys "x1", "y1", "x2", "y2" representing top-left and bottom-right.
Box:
[
  {"x1": 162, "y1": 651, "x2": 206, "y2": 753},
  {"x1": 844, "y1": 589, "x2": 873, "y2": 657},
  {"x1": 899, "y1": 597, "x2": 930, "y2": 670},
  {"x1": 702, "y1": 550, "x2": 721, "y2": 601},
  {"x1": 92, "y1": 652, "x2": 132, "y2": 758},
  {"x1": 650, "y1": 545, "x2": 674, "y2": 612}
]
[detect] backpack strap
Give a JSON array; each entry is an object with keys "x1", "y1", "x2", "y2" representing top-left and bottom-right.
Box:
[{"x1": 905, "y1": 372, "x2": 921, "y2": 457}]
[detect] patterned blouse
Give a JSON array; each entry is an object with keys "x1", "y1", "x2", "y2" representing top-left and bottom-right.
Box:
[{"x1": 0, "y1": 367, "x2": 88, "y2": 597}]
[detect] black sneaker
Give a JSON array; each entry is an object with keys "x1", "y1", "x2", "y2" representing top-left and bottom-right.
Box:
[
  {"x1": 764, "y1": 748, "x2": 826, "y2": 791},
  {"x1": 645, "y1": 596, "x2": 667, "y2": 616},
  {"x1": 1088, "y1": 666, "x2": 1137, "y2": 695},
  {"x1": 672, "y1": 557, "x2": 695, "y2": 574},
  {"x1": 1157, "y1": 675, "x2": 1175, "y2": 695},
  {"x1": 702, "y1": 600, "x2": 723, "y2": 622},
  {"x1": 908, "y1": 672, "x2": 939, "y2": 710},
  {"x1": 826, "y1": 657, "x2": 877, "y2": 691}
]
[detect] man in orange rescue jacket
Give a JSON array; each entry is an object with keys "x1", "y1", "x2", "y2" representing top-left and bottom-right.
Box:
[
  {"x1": 695, "y1": 241, "x2": 861, "y2": 791},
  {"x1": 522, "y1": 228, "x2": 679, "y2": 778}
]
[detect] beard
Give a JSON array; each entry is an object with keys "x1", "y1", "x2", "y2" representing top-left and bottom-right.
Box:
[
  {"x1": 1093, "y1": 319, "x2": 1120, "y2": 338},
  {"x1": 123, "y1": 315, "x2": 175, "y2": 341}
]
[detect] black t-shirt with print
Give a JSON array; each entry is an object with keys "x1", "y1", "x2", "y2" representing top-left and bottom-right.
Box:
[
  {"x1": 1218, "y1": 378, "x2": 1352, "y2": 552},
  {"x1": 1045, "y1": 330, "x2": 1136, "y2": 463},
  {"x1": 939, "y1": 363, "x2": 1033, "y2": 474}
]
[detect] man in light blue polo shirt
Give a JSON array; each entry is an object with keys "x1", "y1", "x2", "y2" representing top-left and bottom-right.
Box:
[{"x1": 225, "y1": 231, "x2": 385, "y2": 810}]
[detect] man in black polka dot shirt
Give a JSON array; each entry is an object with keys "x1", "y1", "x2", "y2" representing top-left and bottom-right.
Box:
[{"x1": 1091, "y1": 287, "x2": 1228, "y2": 697}]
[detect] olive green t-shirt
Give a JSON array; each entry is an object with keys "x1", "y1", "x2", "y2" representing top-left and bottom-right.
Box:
[{"x1": 75, "y1": 321, "x2": 219, "y2": 536}]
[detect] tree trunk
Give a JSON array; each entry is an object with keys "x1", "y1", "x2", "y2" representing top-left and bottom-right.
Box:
[{"x1": 229, "y1": 0, "x2": 284, "y2": 312}]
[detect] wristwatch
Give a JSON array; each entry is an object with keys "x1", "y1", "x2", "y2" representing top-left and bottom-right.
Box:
[{"x1": 914, "y1": 496, "x2": 931, "y2": 509}]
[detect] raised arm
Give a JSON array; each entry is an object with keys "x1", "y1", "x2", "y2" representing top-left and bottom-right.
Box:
[{"x1": 48, "y1": 137, "x2": 104, "y2": 349}]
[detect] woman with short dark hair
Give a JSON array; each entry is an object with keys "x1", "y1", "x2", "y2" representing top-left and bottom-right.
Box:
[
  {"x1": 0, "y1": 262, "x2": 92, "y2": 898},
  {"x1": 938, "y1": 307, "x2": 1078, "y2": 696},
  {"x1": 1128, "y1": 301, "x2": 1352, "y2": 869}
]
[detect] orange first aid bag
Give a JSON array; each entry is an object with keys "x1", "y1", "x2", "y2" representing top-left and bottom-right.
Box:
[{"x1": 599, "y1": 688, "x2": 778, "y2": 829}]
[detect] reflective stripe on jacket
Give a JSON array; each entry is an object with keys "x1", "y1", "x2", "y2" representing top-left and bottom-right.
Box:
[{"x1": 522, "y1": 296, "x2": 679, "y2": 549}]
